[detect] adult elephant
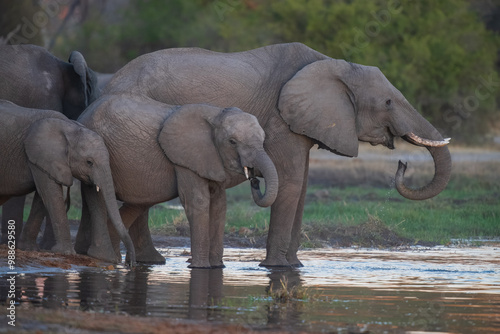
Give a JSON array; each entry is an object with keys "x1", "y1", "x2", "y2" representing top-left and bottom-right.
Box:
[
  {"x1": 77, "y1": 94, "x2": 278, "y2": 267},
  {"x1": 0, "y1": 44, "x2": 99, "y2": 245},
  {"x1": 104, "y1": 42, "x2": 451, "y2": 267}
]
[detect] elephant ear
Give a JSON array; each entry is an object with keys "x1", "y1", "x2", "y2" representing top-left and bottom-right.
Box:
[
  {"x1": 68, "y1": 51, "x2": 98, "y2": 105},
  {"x1": 278, "y1": 59, "x2": 359, "y2": 157},
  {"x1": 25, "y1": 119, "x2": 74, "y2": 187},
  {"x1": 158, "y1": 105, "x2": 226, "y2": 182}
]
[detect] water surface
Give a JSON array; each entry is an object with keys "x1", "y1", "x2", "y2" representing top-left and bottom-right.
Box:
[{"x1": 2, "y1": 246, "x2": 499, "y2": 333}]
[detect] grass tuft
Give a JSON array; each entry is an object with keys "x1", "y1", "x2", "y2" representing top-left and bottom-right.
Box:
[{"x1": 267, "y1": 277, "x2": 321, "y2": 302}]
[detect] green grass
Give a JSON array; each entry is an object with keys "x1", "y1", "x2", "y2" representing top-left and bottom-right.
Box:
[
  {"x1": 309, "y1": 185, "x2": 498, "y2": 244},
  {"x1": 146, "y1": 173, "x2": 500, "y2": 247}
]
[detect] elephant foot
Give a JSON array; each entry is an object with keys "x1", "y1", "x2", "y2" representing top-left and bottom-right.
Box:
[
  {"x1": 289, "y1": 261, "x2": 304, "y2": 268},
  {"x1": 87, "y1": 243, "x2": 121, "y2": 264},
  {"x1": 187, "y1": 257, "x2": 212, "y2": 268},
  {"x1": 209, "y1": 260, "x2": 225, "y2": 269},
  {"x1": 259, "y1": 257, "x2": 291, "y2": 268},
  {"x1": 286, "y1": 255, "x2": 304, "y2": 268},
  {"x1": 135, "y1": 246, "x2": 166, "y2": 265},
  {"x1": 188, "y1": 263, "x2": 212, "y2": 269},
  {"x1": 209, "y1": 256, "x2": 224, "y2": 268},
  {"x1": 50, "y1": 242, "x2": 76, "y2": 255}
]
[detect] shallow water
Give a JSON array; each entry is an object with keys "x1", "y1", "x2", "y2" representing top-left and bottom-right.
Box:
[{"x1": 2, "y1": 246, "x2": 500, "y2": 333}]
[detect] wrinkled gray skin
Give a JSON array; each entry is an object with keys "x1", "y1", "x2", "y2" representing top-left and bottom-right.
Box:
[
  {"x1": 103, "y1": 43, "x2": 451, "y2": 267},
  {"x1": 0, "y1": 100, "x2": 135, "y2": 265},
  {"x1": 0, "y1": 44, "x2": 99, "y2": 246},
  {"x1": 77, "y1": 94, "x2": 278, "y2": 268}
]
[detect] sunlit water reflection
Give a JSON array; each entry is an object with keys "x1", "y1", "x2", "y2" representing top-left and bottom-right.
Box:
[{"x1": 2, "y1": 246, "x2": 499, "y2": 333}]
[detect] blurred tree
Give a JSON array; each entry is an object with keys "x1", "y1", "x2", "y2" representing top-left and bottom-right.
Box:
[
  {"x1": 51, "y1": 0, "x2": 129, "y2": 72},
  {"x1": 51, "y1": 0, "x2": 222, "y2": 71},
  {"x1": 47, "y1": 0, "x2": 498, "y2": 143},
  {"x1": 0, "y1": 0, "x2": 45, "y2": 45},
  {"x1": 118, "y1": 0, "x2": 218, "y2": 59},
  {"x1": 216, "y1": 0, "x2": 500, "y2": 143}
]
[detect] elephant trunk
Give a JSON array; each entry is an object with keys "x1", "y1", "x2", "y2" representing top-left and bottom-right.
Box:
[
  {"x1": 395, "y1": 140, "x2": 452, "y2": 200},
  {"x1": 248, "y1": 150, "x2": 279, "y2": 207},
  {"x1": 100, "y1": 175, "x2": 136, "y2": 266}
]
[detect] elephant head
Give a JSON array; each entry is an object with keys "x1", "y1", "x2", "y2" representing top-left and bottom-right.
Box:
[
  {"x1": 24, "y1": 118, "x2": 135, "y2": 263},
  {"x1": 159, "y1": 105, "x2": 279, "y2": 207},
  {"x1": 279, "y1": 59, "x2": 451, "y2": 200}
]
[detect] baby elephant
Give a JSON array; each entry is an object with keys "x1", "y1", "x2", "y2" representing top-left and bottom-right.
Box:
[
  {"x1": 0, "y1": 100, "x2": 135, "y2": 265},
  {"x1": 77, "y1": 94, "x2": 279, "y2": 268}
]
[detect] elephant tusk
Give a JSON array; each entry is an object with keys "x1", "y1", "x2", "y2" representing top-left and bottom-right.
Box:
[
  {"x1": 407, "y1": 133, "x2": 450, "y2": 147},
  {"x1": 244, "y1": 166, "x2": 250, "y2": 180},
  {"x1": 96, "y1": 185, "x2": 100, "y2": 193}
]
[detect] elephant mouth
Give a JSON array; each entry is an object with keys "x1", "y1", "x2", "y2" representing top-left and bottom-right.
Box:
[
  {"x1": 364, "y1": 132, "x2": 395, "y2": 149},
  {"x1": 378, "y1": 135, "x2": 395, "y2": 149},
  {"x1": 244, "y1": 167, "x2": 264, "y2": 191},
  {"x1": 243, "y1": 166, "x2": 258, "y2": 179},
  {"x1": 359, "y1": 127, "x2": 396, "y2": 149}
]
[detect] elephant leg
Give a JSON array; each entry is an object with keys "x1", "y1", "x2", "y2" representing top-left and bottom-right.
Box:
[
  {"x1": 30, "y1": 168, "x2": 74, "y2": 255},
  {"x1": 1, "y1": 196, "x2": 26, "y2": 245},
  {"x1": 259, "y1": 141, "x2": 310, "y2": 267},
  {"x1": 19, "y1": 192, "x2": 46, "y2": 251},
  {"x1": 39, "y1": 217, "x2": 56, "y2": 250},
  {"x1": 75, "y1": 185, "x2": 92, "y2": 254},
  {"x1": 208, "y1": 183, "x2": 226, "y2": 268},
  {"x1": 286, "y1": 156, "x2": 310, "y2": 267},
  {"x1": 119, "y1": 204, "x2": 165, "y2": 265},
  {"x1": 82, "y1": 183, "x2": 120, "y2": 263},
  {"x1": 259, "y1": 181, "x2": 304, "y2": 267},
  {"x1": 176, "y1": 167, "x2": 211, "y2": 268}
]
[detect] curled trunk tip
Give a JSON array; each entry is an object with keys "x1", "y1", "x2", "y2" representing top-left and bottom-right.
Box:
[
  {"x1": 395, "y1": 146, "x2": 451, "y2": 200},
  {"x1": 248, "y1": 151, "x2": 279, "y2": 207}
]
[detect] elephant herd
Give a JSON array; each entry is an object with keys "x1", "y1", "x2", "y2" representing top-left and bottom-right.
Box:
[{"x1": 0, "y1": 43, "x2": 451, "y2": 268}]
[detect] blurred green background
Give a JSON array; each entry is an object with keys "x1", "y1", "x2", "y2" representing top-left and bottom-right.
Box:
[{"x1": 1, "y1": 0, "x2": 499, "y2": 143}]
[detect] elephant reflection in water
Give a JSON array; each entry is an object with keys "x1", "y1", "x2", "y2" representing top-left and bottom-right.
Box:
[
  {"x1": 77, "y1": 267, "x2": 224, "y2": 319},
  {"x1": 0, "y1": 274, "x2": 70, "y2": 309},
  {"x1": 266, "y1": 268, "x2": 304, "y2": 331},
  {"x1": 188, "y1": 268, "x2": 224, "y2": 321},
  {"x1": 42, "y1": 276, "x2": 70, "y2": 309},
  {"x1": 1, "y1": 267, "x2": 308, "y2": 329},
  {"x1": 77, "y1": 266, "x2": 223, "y2": 320},
  {"x1": 78, "y1": 269, "x2": 124, "y2": 312}
]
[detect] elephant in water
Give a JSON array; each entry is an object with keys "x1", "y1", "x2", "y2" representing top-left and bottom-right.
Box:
[
  {"x1": 0, "y1": 100, "x2": 135, "y2": 265},
  {"x1": 77, "y1": 94, "x2": 278, "y2": 268},
  {"x1": 0, "y1": 44, "x2": 100, "y2": 247},
  {"x1": 102, "y1": 42, "x2": 451, "y2": 267}
]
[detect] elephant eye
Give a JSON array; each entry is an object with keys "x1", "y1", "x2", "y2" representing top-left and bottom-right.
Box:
[
  {"x1": 386, "y1": 99, "x2": 392, "y2": 107},
  {"x1": 86, "y1": 159, "x2": 94, "y2": 167},
  {"x1": 229, "y1": 138, "x2": 237, "y2": 145}
]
